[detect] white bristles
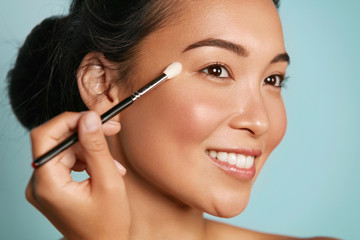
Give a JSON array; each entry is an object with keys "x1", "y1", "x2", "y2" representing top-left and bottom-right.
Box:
[{"x1": 163, "y1": 62, "x2": 182, "y2": 79}]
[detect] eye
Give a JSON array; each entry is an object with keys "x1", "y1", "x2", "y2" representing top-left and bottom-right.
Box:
[
  {"x1": 263, "y1": 74, "x2": 285, "y2": 88},
  {"x1": 200, "y1": 63, "x2": 232, "y2": 79}
]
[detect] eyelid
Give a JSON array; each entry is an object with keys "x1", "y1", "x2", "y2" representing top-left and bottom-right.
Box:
[
  {"x1": 198, "y1": 62, "x2": 235, "y2": 80},
  {"x1": 263, "y1": 74, "x2": 288, "y2": 88}
]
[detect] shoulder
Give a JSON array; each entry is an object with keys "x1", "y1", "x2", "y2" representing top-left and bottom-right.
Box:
[{"x1": 204, "y1": 220, "x2": 339, "y2": 240}]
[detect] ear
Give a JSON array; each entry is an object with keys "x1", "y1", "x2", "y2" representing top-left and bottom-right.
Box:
[{"x1": 77, "y1": 52, "x2": 121, "y2": 121}]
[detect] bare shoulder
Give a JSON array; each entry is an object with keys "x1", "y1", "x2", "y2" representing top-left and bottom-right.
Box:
[{"x1": 205, "y1": 220, "x2": 340, "y2": 240}]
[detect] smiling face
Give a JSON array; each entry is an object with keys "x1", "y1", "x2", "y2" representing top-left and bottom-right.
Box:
[{"x1": 114, "y1": 0, "x2": 288, "y2": 217}]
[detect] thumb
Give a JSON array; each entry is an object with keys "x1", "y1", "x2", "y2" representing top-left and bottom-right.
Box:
[{"x1": 77, "y1": 111, "x2": 124, "y2": 188}]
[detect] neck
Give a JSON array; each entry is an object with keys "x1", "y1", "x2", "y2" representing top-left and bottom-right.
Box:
[
  {"x1": 125, "y1": 170, "x2": 206, "y2": 240},
  {"x1": 108, "y1": 137, "x2": 208, "y2": 240}
]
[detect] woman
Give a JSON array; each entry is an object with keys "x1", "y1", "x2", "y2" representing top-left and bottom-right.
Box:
[{"x1": 7, "y1": 0, "x2": 336, "y2": 239}]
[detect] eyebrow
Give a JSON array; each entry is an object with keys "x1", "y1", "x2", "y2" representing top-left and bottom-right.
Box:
[
  {"x1": 183, "y1": 38, "x2": 290, "y2": 65},
  {"x1": 271, "y1": 52, "x2": 290, "y2": 65},
  {"x1": 183, "y1": 38, "x2": 249, "y2": 57}
]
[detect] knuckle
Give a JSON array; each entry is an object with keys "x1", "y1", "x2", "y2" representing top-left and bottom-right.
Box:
[
  {"x1": 62, "y1": 111, "x2": 72, "y2": 116},
  {"x1": 62, "y1": 111, "x2": 76, "y2": 118},
  {"x1": 25, "y1": 184, "x2": 35, "y2": 204},
  {"x1": 102, "y1": 177, "x2": 126, "y2": 193},
  {"x1": 102, "y1": 182, "x2": 121, "y2": 194},
  {"x1": 30, "y1": 127, "x2": 42, "y2": 141},
  {"x1": 86, "y1": 138, "x2": 107, "y2": 153},
  {"x1": 25, "y1": 178, "x2": 52, "y2": 205},
  {"x1": 32, "y1": 178, "x2": 56, "y2": 203}
]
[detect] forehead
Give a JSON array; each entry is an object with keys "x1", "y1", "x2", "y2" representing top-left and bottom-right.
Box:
[
  {"x1": 139, "y1": 0, "x2": 285, "y2": 66},
  {"x1": 178, "y1": 0, "x2": 283, "y2": 47}
]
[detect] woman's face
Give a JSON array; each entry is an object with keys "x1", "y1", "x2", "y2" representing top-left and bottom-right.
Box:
[{"x1": 116, "y1": 0, "x2": 288, "y2": 217}]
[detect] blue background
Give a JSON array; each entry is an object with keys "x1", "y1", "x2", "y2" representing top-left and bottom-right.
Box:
[{"x1": 1, "y1": 1, "x2": 359, "y2": 239}]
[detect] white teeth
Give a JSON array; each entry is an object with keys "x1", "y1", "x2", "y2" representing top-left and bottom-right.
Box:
[
  {"x1": 217, "y1": 152, "x2": 228, "y2": 162},
  {"x1": 227, "y1": 153, "x2": 237, "y2": 165},
  {"x1": 245, "y1": 156, "x2": 254, "y2": 169},
  {"x1": 209, "y1": 150, "x2": 217, "y2": 159},
  {"x1": 236, "y1": 154, "x2": 246, "y2": 168},
  {"x1": 207, "y1": 150, "x2": 255, "y2": 169}
]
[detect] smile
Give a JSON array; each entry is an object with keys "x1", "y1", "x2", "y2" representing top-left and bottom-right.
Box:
[
  {"x1": 206, "y1": 149, "x2": 260, "y2": 181},
  {"x1": 207, "y1": 150, "x2": 255, "y2": 169}
]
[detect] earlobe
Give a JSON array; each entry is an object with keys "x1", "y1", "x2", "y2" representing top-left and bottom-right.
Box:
[{"x1": 77, "y1": 52, "x2": 120, "y2": 117}]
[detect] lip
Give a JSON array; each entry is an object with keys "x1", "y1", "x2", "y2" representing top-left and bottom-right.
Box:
[{"x1": 206, "y1": 148, "x2": 261, "y2": 181}]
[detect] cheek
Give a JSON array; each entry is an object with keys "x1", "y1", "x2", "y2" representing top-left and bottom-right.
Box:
[
  {"x1": 130, "y1": 77, "x2": 230, "y2": 151},
  {"x1": 118, "y1": 78, "x2": 227, "y2": 182},
  {"x1": 158, "y1": 85, "x2": 225, "y2": 147}
]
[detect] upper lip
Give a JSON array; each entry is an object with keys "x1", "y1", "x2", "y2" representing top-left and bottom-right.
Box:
[{"x1": 206, "y1": 147, "x2": 262, "y2": 158}]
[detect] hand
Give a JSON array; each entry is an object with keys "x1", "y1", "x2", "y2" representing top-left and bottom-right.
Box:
[{"x1": 26, "y1": 111, "x2": 130, "y2": 240}]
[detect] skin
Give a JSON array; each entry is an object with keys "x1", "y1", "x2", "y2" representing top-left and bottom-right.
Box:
[
  {"x1": 115, "y1": 0, "x2": 287, "y2": 219},
  {"x1": 26, "y1": 0, "x2": 337, "y2": 239}
]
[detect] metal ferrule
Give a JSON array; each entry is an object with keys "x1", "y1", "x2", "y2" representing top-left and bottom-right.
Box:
[
  {"x1": 130, "y1": 73, "x2": 168, "y2": 102},
  {"x1": 131, "y1": 91, "x2": 142, "y2": 101}
]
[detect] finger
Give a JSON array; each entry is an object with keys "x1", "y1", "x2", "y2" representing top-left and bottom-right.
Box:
[
  {"x1": 102, "y1": 120, "x2": 121, "y2": 136},
  {"x1": 25, "y1": 174, "x2": 38, "y2": 207},
  {"x1": 30, "y1": 112, "x2": 85, "y2": 199},
  {"x1": 77, "y1": 111, "x2": 125, "y2": 189},
  {"x1": 71, "y1": 120, "x2": 121, "y2": 172},
  {"x1": 65, "y1": 119, "x2": 120, "y2": 172},
  {"x1": 30, "y1": 112, "x2": 83, "y2": 160},
  {"x1": 113, "y1": 160, "x2": 127, "y2": 176}
]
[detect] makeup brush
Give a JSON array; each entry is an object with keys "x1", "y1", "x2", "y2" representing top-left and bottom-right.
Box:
[{"x1": 32, "y1": 62, "x2": 182, "y2": 168}]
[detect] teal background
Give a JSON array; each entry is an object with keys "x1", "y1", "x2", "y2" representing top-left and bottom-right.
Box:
[{"x1": 1, "y1": 1, "x2": 359, "y2": 239}]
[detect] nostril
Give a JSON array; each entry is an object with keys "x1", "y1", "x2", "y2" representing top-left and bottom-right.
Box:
[
  {"x1": 240, "y1": 127, "x2": 255, "y2": 135},
  {"x1": 228, "y1": 114, "x2": 270, "y2": 137}
]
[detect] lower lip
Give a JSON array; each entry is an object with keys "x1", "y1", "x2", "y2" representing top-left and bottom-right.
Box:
[{"x1": 209, "y1": 156, "x2": 256, "y2": 181}]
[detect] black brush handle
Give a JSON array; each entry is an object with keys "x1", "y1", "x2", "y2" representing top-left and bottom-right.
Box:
[
  {"x1": 32, "y1": 97, "x2": 134, "y2": 168},
  {"x1": 32, "y1": 72, "x2": 168, "y2": 169}
]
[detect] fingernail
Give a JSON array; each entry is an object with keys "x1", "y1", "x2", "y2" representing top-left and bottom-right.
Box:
[
  {"x1": 84, "y1": 112, "x2": 100, "y2": 132},
  {"x1": 113, "y1": 160, "x2": 126, "y2": 175}
]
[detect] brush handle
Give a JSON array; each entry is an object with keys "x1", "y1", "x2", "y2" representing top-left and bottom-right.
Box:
[
  {"x1": 32, "y1": 132, "x2": 79, "y2": 168},
  {"x1": 32, "y1": 97, "x2": 134, "y2": 169},
  {"x1": 32, "y1": 73, "x2": 169, "y2": 169}
]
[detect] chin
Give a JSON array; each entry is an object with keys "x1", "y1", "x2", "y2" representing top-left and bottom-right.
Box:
[{"x1": 202, "y1": 189, "x2": 251, "y2": 218}]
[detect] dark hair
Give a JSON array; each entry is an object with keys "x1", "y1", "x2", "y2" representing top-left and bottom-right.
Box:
[
  {"x1": 7, "y1": 0, "x2": 280, "y2": 130},
  {"x1": 273, "y1": 0, "x2": 280, "y2": 8}
]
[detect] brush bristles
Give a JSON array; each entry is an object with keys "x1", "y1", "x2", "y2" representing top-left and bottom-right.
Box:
[{"x1": 163, "y1": 62, "x2": 182, "y2": 79}]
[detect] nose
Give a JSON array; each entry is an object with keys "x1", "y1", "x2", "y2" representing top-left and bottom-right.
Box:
[{"x1": 228, "y1": 93, "x2": 270, "y2": 137}]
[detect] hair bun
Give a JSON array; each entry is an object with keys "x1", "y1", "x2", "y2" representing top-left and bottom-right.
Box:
[{"x1": 7, "y1": 16, "x2": 69, "y2": 130}]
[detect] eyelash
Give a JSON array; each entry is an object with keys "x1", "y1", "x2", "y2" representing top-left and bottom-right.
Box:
[
  {"x1": 200, "y1": 63, "x2": 288, "y2": 88},
  {"x1": 200, "y1": 63, "x2": 234, "y2": 80},
  {"x1": 263, "y1": 74, "x2": 288, "y2": 88}
]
